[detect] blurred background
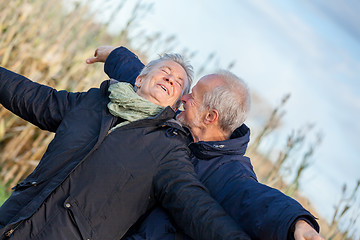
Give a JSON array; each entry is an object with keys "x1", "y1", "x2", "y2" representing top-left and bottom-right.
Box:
[{"x1": 0, "y1": 0, "x2": 359, "y2": 239}]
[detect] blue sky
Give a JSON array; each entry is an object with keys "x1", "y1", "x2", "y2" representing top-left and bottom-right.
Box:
[{"x1": 88, "y1": 0, "x2": 360, "y2": 235}]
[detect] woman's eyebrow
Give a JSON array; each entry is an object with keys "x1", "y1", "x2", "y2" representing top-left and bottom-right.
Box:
[
  {"x1": 162, "y1": 66, "x2": 171, "y2": 71},
  {"x1": 163, "y1": 66, "x2": 184, "y2": 81}
]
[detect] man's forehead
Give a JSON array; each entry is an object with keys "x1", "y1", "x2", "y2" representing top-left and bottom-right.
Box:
[
  {"x1": 198, "y1": 75, "x2": 221, "y2": 88},
  {"x1": 206, "y1": 73, "x2": 223, "y2": 81}
]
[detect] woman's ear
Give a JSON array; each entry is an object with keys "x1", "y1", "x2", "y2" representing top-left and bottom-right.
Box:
[{"x1": 135, "y1": 75, "x2": 143, "y2": 88}]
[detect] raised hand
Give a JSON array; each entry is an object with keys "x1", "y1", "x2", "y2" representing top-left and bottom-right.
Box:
[
  {"x1": 294, "y1": 220, "x2": 324, "y2": 240},
  {"x1": 86, "y1": 45, "x2": 116, "y2": 64}
]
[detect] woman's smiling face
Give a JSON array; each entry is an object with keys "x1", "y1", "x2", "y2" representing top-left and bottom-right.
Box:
[{"x1": 135, "y1": 60, "x2": 188, "y2": 108}]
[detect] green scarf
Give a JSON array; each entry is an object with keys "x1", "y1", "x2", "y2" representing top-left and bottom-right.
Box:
[{"x1": 107, "y1": 82, "x2": 165, "y2": 131}]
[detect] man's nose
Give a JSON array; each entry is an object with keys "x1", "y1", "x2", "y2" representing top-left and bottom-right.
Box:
[{"x1": 180, "y1": 95, "x2": 187, "y2": 104}]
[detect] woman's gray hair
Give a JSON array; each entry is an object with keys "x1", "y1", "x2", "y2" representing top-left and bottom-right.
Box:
[
  {"x1": 201, "y1": 70, "x2": 251, "y2": 134},
  {"x1": 138, "y1": 53, "x2": 193, "y2": 108}
]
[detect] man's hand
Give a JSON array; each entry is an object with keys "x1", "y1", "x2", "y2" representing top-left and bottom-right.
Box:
[
  {"x1": 294, "y1": 220, "x2": 324, "y2": 240},
  {"x1": 86, "y1": 45, "x2": 116, "y2": 64}
]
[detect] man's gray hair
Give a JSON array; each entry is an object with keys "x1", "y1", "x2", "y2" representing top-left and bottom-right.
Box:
[
  {"x1": 138, "y1": 53, "x2": 193, "y2": 108},
  {"x1": 201, "y1": 70, "x2": 251, "y2": 134}
]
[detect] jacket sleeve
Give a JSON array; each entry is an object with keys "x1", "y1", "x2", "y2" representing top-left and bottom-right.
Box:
[
  {"x1": 122, "y1": 207, "x2": 178, "y2": 240},
  {"x1": 205, "y1": 162, "x2": 320, "y2": 240},
  {"x1": 0, "y1": 67, "x2": 86, "y2": 132},
  {"x1": 153, "y1": 143, "x2": 250, "y2": 240},
  {"x1": 104, "y1": 46, "x2": 145, "y2": 85}
]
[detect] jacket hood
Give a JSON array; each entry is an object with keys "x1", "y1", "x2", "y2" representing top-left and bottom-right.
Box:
[{"x1": 189, "y1": 124, "x2": 250, "y2": 160}]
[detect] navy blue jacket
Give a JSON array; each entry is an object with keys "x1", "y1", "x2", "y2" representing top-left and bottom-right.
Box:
[
  {"x1": 104, "y1": 47, "x2": 320, "y2": 240},
  {"x1": 0, "y1": 67, "x2": 249, "y2": 240}
]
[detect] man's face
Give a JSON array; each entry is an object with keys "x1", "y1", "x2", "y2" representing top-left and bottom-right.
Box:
[
  {"x1": 177, "y1": 74, "x2": 223, "y2": 130},
  {"x1": 135, "y1": 60, "x2": 188, "y2": 108},
  {"x1": 176, "y1": 75, "x2": 214, "y2": 129}
]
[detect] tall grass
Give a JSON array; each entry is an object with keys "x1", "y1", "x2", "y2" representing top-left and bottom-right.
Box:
[
  {"x1": 0, "y1": 183, "x2": 9, "y2": 205},
  {"x1": 247, "y1": 95, "x2": 359, "y2": 240},
  {"x1": 0, "y1": 0, "x2": 359, "y2": 239}
]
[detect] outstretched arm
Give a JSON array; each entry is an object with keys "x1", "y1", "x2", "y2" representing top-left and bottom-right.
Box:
[
  {"x1": 0, "y1": 67, "x2": 86, "y2": 132},
  {"x1": 154, "y1": 143, "x2": 250, "y2": 240},
  {"x1": 198, "y1": 160, "x2": 321, "y2": 240},
  {"x1": 86, "y1": 45, "x2": 144, "y2": 85}
]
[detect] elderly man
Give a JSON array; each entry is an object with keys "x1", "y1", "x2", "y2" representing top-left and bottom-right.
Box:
[
  {"x1": 88, "y1": 46, "x2": 324, "y2": 240},
  {"x1": 0, "y1": 52, "x2": 250, "y2": 240}
]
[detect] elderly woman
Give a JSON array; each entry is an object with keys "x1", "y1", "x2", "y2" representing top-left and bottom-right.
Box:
[{"x1": 0, "y1": 53, "x2": 248, "y2": 240}]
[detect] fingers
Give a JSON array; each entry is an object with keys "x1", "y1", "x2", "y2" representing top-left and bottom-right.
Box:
[
  {"x1": 86, "y1": 46, "x2": 115, "y2": 64},
  {"x1": 86, "y1": 57, "x2": 98, "y2": 64},
  {"x1": 86, "y1": 49, "x2": 99, "y2": 64},
  {"x1": 295, "y1": 232, "x2": 324, "y2": 240},
  {"x1": 294, "y1": 220, "x2": 324, "y2": 240},
  {"x1": 311, "y1": 235, "x2": 324, "y2": 240}
]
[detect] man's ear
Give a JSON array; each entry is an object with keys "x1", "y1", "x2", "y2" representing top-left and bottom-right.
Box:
[
  {"x1": 204, "y1": 109, "x2": 219, "y2": 125},
  {"x1": 135, "y1": 75, "x2": 143, "y2": 87}
]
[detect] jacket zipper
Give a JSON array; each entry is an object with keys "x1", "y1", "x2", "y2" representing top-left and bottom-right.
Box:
[{"x1": 4, "y1": 221, "x2": 22, "y2": 237}]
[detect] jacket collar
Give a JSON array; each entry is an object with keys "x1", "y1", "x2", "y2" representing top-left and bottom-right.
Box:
[
  {"x1": 99, "y1": 79, "x2": 188, "y2": 135},
  {"x1": 189, "y1": 124, "x2": 250, "y2": 160}
]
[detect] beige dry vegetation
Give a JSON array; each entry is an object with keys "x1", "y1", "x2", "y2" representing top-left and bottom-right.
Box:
[
  {"x1": 247, "y1": 95, "x2": 359, "y2": 240},
  {"x1": 0, "y1": 0, "x2": 358, "y2": 239}
]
